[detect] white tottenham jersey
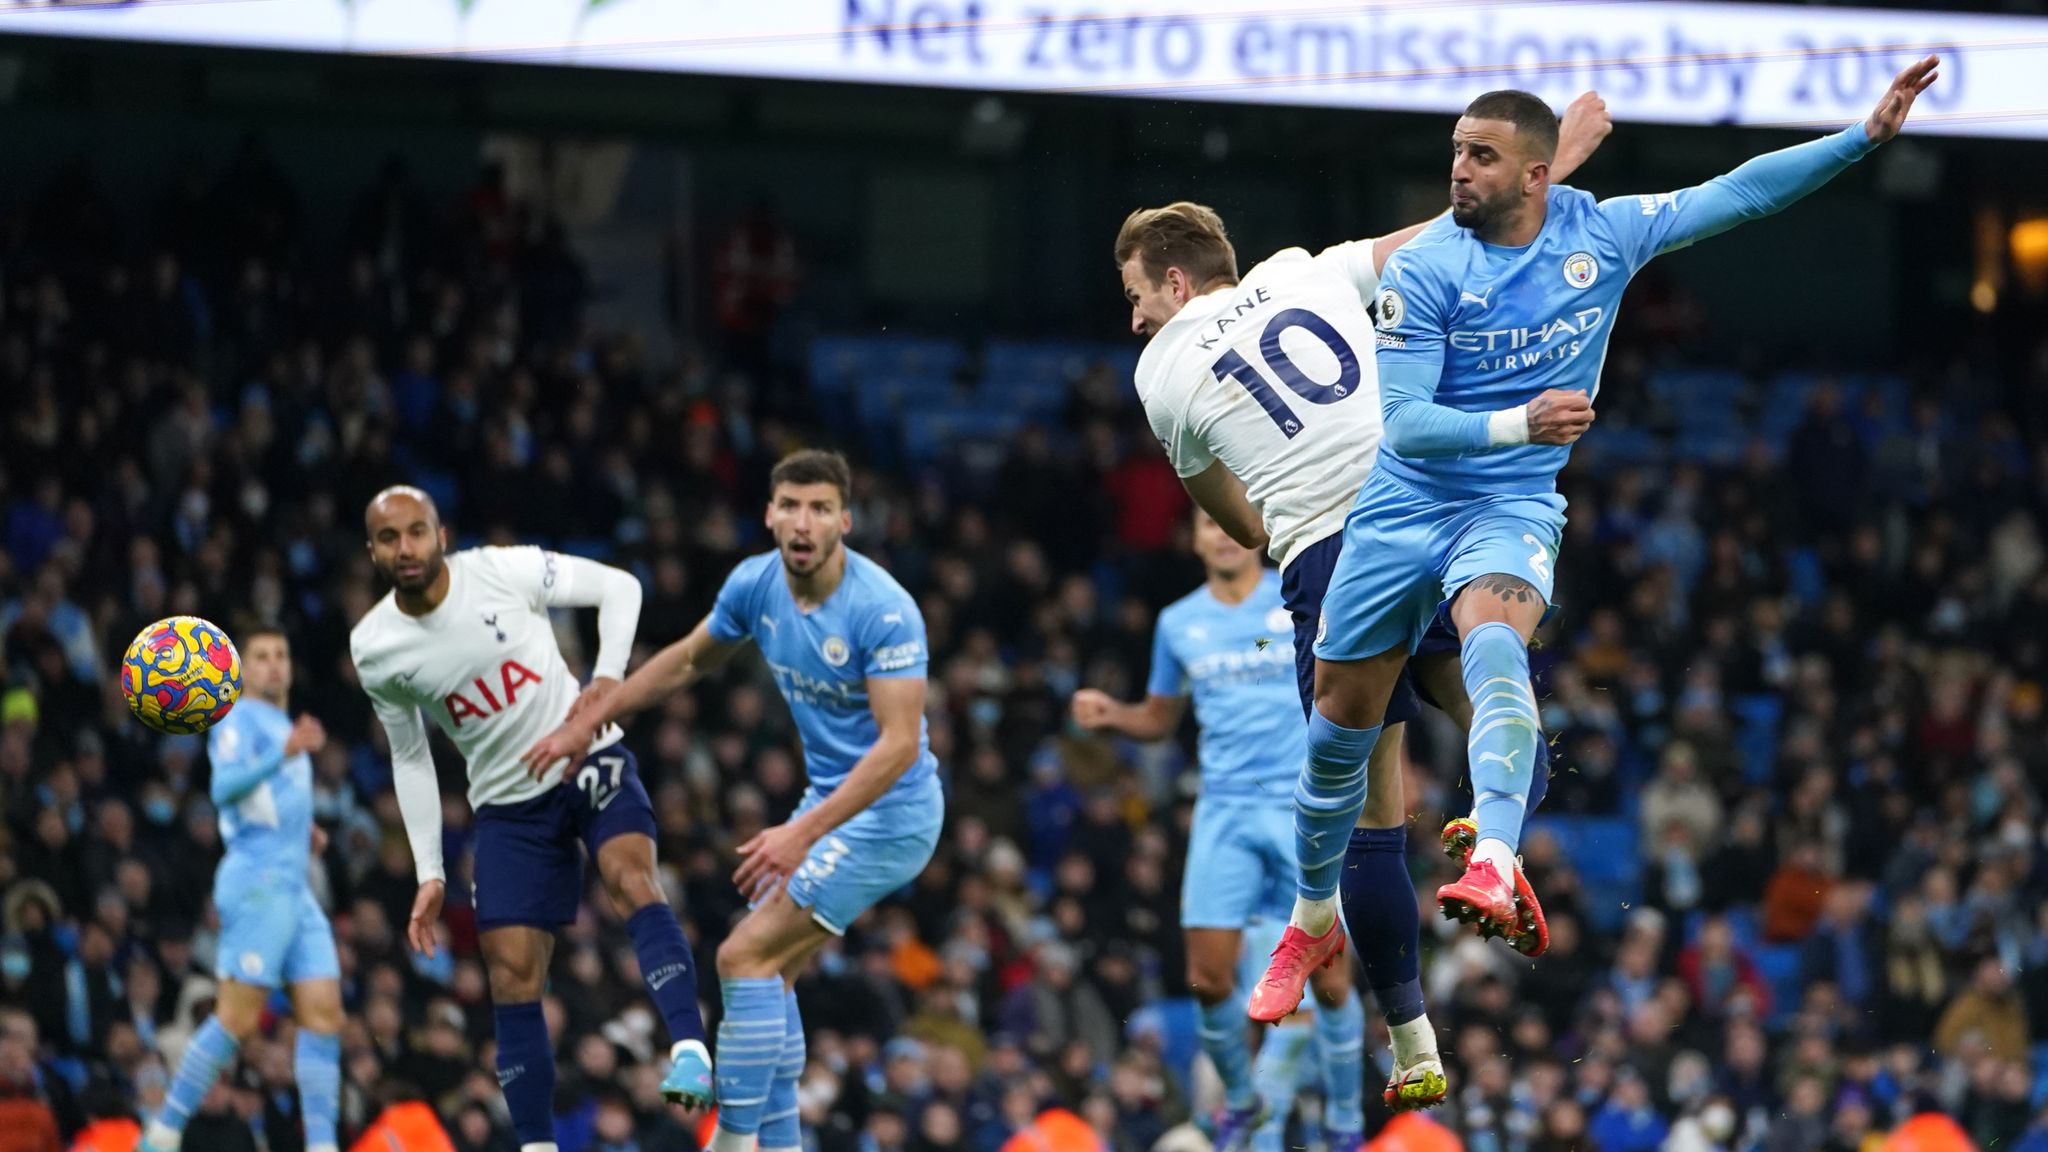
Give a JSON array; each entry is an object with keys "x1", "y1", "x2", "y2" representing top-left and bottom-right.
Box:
[
  {"x1": 350, "y1": 547, "x2": 627, "y2": 816},
  {"x1": 1136, "y1": 240, "x2": 1387, "y2": 571}
]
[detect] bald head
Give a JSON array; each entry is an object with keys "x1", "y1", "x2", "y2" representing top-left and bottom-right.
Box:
[
  {"x1": 365, "y1": 485, "x2": 448, "y2": 598},
  {"x1": 365, "y1": 485, "x2": 440, "y2": 534}
]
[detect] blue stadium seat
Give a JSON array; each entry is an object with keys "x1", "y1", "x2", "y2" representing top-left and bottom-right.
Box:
[
  {"x1": 1528, "y1": 815, "x2": 1639, "y2": 935},
  {"x1": 1730, "y1": 694, "x2": 1783, "y2": 786},
  {"x1": 1753, "y1": 944, "x2": 1806, "y2": 1029}
]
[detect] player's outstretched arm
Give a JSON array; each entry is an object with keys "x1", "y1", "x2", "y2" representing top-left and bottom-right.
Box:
[
  {"x1": 733, "y1": 675, "x2": 927, "y2": 895},
  {"x1": 520, "y1": 615, "x2": 744, "y2": 777},
  {"x1": 1071, "y1": 689, "x2": 1187, "y2": 741},
  {"x1": 1180, "y1": 462, "x2": 1268, "y2": 553},
  {"x1": 1606, "y1": 57, "x2": 1937, "y2": 265}
]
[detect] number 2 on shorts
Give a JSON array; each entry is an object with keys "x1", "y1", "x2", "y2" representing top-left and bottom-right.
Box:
[{"x1": 1522, "y1": 534, "x2": 1552, "y2": 585}]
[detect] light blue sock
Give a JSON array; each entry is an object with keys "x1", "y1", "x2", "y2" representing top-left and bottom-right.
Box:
[
  {"x1": 1294, "y1": 711, "x2": 1381, "y2": 903},
  {"x1": 1462, "y1": 622, "x2": 1543, "y2": 852},
  {"x1": 152, "y1": 1017, "x2": 239, "y2": 1139},
  {"x1": 1198, "y1": 985, "x2": 1256, "y2": 1112},
  {"x1": 1314, "y1": 993, "x2": 1365, "y2": 1136},
  {"x1": 294, "y1": 1029, "x2": 341, "y2": 1149},
  {"x1": 1250, "y1": 1024, "x2": 1313, "y2": 1152},
  {"x1": 757, "y1": 989, "x2": 804, "y2": 1150},
  {"x1": 713, "y1": 977, "x2": 789, "y2": 1138}
]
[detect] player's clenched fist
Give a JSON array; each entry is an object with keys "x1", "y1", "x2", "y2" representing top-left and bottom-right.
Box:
[
  {"x1": 1526, "y1": 390, "x2": 1596, "y2": 446},
  {"x1": 1070, "y1": 688, "x2": 1117, "y2": 730}
]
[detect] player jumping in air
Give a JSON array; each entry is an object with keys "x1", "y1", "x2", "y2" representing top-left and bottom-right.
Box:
[
  {"x1": 349, "y1": 488, "x2": 713, "y2": 1152},
  {"x1": 1304, "y1": 60, "x2": 1938, "y2": 958},
  {"x1": 1072, "y1": 509, "x2": 1368, "y2": 1150},
  {"x1": 523, "y1": 449, "x2": 943, "y2": 1152},
  {"x1": 1112, "y1": 95, "x2": 1610, "y2": 1114},
  {"x1": 142, "y1": 629, "x2": 342, "y2": 1152}
]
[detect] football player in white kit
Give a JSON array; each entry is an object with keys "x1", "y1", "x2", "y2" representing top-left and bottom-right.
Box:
[
  {"x1": 1114, "y1": 93, "x2": 1610, "y2": 1115},
  {"x1": 349, "y1": 487, "x2": 713, "y2": 1152}
]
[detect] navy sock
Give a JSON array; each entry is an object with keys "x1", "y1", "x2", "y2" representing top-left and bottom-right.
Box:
[
  {"x1": 494, "y1": 1001, "x2": 557, "y2": 1146},
  {"x1": 627, "y1": 902, "x2": 707, "y2": 1046},
  {"x1": 1528, "y1": 726, "x2": 1551, "y2": 817},
  {"x1": 1340, "y1": 827, "x2": 1425, "y2": 1027}
]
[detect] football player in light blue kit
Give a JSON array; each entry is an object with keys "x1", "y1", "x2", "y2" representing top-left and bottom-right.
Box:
[
  {"x1": 527, "y1": 448, "x2": 942, "y2": 1152},
  {"x1": 1311, "y1": 59, "x2": 1940, "y2": 952},
  {"x1": 1072, "y1": 509, "x2": 1364, "y2": 1152},
  {"x1": 143, "y1": 628, "x2": 342, "y2": 1152}
]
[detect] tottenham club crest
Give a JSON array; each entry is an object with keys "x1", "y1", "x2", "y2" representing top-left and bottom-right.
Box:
[
  {"x1": 1374, "y1": 287, "x2": 1406, "y2": 331},
  {"x1": 1562, "y1": 251, "x2": 1599, "y2": 290},
  {"x1": 821, "y1": 636, "x2": 851, "y2": 667}
]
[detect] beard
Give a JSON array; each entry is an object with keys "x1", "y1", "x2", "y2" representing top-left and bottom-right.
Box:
[
  {"x1": 1450, "y1": 185, "x2": 1516, "y2": 231},
  {"x1": 381, "y1": 551, "x2": 444, "y2": 592}
]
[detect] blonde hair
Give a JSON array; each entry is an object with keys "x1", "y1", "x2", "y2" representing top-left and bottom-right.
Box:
[{"x1": 1114, "y1": 202, "x2": 1239, "y2": 289}]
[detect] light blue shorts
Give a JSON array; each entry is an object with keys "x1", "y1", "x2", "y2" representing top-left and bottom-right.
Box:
[
  {"x1": 214, "y1": 865, "x2": 339, "y2": 989},
  {"x1": 1181, "y1": 795, "x2": 1296, "y2": 930},
  {"x1": 783, "y1": 804, "x2": 942, "y2": 936},
  {"x1": 1314, "y1": 469, "x2": 1566, "y2": 663}
]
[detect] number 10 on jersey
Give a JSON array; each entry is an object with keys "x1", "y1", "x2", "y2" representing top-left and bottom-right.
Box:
[{"x1": 1212, "y1": 308, "x2": 1362, "y2": 439}]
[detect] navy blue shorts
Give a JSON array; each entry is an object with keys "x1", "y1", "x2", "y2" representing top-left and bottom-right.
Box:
[
  {"x1": 472, "y1": 743, "x2": 658, "y2": 932},
  {"x1": 1282, "y1": 532, "x2": 1456, "y2": 727}
]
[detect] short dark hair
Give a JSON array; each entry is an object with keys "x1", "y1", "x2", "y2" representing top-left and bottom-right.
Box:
[
  {"x1": 239, "y1": 625, "x2": 289, "y2": 651},
  {"x1": 1114, "y1": 202, "x2": 1239, "y2": 289},
  {"x1": 769, "y1": 449, "x2": 853, "y2": 505},
  {"x1": 1463, "y1": 90, "x2": 1558, "y2": 162}
]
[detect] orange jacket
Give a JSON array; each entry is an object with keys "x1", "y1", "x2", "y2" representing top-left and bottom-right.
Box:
[
  {"x1": 999, "y1": 1108, "x2": 1104, "y2": 1152},
  {"x1": 1883, "y1": 1113, "x2": 1977, "y2": 1152},
  {"x1": 1367, "y1": 1113, "x2": 1464, "y2": 1152},
  {"x1": 0, "y1": 1095, "x2": 60, "y2": 1152},
  {"x1": 66, "y1": 1118, "x2": 138, "y2": 1152},
  {"x1": 348, "y1": 1102, "x2": 457, "y2": 1152}
]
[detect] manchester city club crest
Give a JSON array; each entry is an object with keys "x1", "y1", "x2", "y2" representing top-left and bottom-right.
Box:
[
  {"x1": 1563, "y1": 251, "x2": 1599, "y2": 289},
  {"x1": 821, "y1": 636, "x2": 850, "y2": 667}
]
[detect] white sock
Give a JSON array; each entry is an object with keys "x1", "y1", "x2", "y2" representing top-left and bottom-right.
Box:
[
  {"x1": 762, "y1": 1146, "x2": 802, "y2": 1152},
  {"x1": 1288, "y1": 895, "x2": 1339, "y2": 937},
  {"x1": 671, "y1": 1037, "x2": 712, "y2": 1064},
  {"x1": 1389, "y1": 1017, "x2": 1439, "y2": 1068},
  {"x1": 1473, "y1": 837, "x2": 1517, "y2": 879},
  {"x1": 522, "y1": 1144, "x2": 561, "y2": 1152},
  {"x1": 710, "y1": 1126, "x2": 758, "y2": 1152},
  {"x1": 144, "y1": 1123, "x2": 182, "y2": 1151},
  {"x1": 309, "y1": 1145, "x2": 339, "y2": 1152}
]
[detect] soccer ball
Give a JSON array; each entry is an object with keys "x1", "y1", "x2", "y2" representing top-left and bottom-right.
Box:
[{"x1": 121, "y1": 616, "x2": 242, "y2": 736}]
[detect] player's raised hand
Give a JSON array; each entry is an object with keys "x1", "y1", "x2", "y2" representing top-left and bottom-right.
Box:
[
  {"x1": 521, "y1": 721, "x2": 590, "y2": 782},
  {"x1": 285, "y1": 715, "x2": 327, "y2": 757},
  {"x1": 1527, "y1": 390, "x2": 1596, "y2": 446},
  {"x1": 1556, "y1": 91, "x2": 1613, "y2": 178},
  {"x1": 407, "y1": 879, "x2": 446, "y2": 957},
  {"x1": 1070, "y1": 688, "x2": 1117, "y2": 730},
  {"x1": 1865, "y1": 55, "x2": 1938, "y2": 145}
]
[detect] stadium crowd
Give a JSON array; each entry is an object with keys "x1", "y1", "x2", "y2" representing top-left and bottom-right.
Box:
[{"x1": 1, "y1": 143, "x2": 2047, "y2": 1152}]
